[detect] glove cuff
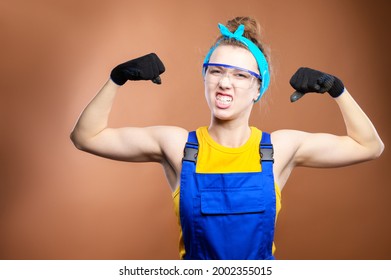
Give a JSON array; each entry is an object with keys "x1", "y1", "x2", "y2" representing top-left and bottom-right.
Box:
[
  {"x1": 110, "y1": 71, "x2": 127, "y2": 86},
  {"x1": 328, "y1": 76, "x2": 345, "y2": 98}
]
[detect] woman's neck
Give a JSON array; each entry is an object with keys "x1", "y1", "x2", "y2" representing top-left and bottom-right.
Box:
[{"x1": 208, "y1": 119, "x2": 252, "y2": 148}]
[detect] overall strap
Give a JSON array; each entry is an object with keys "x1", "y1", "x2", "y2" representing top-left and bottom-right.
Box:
[
  {"x1": 182, "y1": 131, "x2": 198, "y2": 164},
  {"x1": 183, "y1": 130, "x2": 273, "y2": 166},
  {"x1": 260, "y1": 131, "x2": 274, "y2": 173}
]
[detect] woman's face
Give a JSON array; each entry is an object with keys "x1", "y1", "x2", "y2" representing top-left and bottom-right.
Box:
[{"x1": 204, "y1": 45, "x2": 260, "y2": 122}]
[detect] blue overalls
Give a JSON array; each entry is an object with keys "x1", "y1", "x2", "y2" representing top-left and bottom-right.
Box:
[{"x1": 179, "y1": 131, "x2": 276, "y2": 260}]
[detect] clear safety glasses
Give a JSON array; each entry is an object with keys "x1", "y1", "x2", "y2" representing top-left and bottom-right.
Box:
[{"x1": 203, "y1": 63, "x2": 262, "y2": 90}]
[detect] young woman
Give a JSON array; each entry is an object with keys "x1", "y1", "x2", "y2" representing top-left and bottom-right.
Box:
[{"x1": 70, "y1": 17, "x2": 384, "y2": 259}]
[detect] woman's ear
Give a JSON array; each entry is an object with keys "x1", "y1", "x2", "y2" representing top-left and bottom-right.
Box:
[{"x1": 253, "y1": 87, "x2": 261, "y2": 102}]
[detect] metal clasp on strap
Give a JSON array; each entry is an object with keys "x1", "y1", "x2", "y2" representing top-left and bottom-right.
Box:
[
  {"x1": 183, "y1": 142, "x2": 198, "y2": 163},
  {"x1": 260, "y1": 144, "x2": 274, "y2": 163}
]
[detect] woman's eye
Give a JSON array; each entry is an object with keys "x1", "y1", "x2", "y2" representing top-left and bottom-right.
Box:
[
  {"x1": 234, "y1": 72, "x2": 250, "y2": 79},
  {"x1": 209, "y1": 68, "x2": 223, "y2": 75}
]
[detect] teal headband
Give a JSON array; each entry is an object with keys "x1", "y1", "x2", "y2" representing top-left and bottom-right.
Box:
[{"x1": 203, "y1": 23, "x2": 270, "y2": 101}]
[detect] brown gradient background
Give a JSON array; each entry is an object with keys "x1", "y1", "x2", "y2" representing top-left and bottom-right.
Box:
[{"x1": 1, "y1": 0, "x2": 390, "y2": 260}]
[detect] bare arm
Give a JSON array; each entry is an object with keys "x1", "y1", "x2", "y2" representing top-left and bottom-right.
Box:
[
  {"x1": 70, "y1": 54, "x2": 188, "y2": 166},
  {"x1": 292, "y1": 89, "x2": 384, "y2": 167},
  {"x1": 272, "y1": 68, "x2": 384, "y2": 190},
  {"x1": 70, "y1": 79, "x2": 121, "y2": 155},
  {"x1": 71, "y1": 78, "x2": 186, "y2": 161}
]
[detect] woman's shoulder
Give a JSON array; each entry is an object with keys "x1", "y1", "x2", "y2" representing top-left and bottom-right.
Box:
[
  {"x1": 151, "y1": 125, "x2": 189, "y2": 146},
  {"x1": 271, "y1": 129, "x2": 307, "y2": 143},
  {"x1": 270, "y1": 129, "x2": 307, "y2": 162}
]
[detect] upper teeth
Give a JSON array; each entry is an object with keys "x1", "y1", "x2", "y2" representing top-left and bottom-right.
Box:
[{"x1": 217, "y1": 95, "x2": 232, "y2": 103}]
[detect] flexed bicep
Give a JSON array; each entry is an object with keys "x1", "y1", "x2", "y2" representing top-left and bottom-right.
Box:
[
  {"x1": 287, "y1": 68, "x2": 383, "y2": 167},
  {"x1": 77, "y1": 126, "x2": 187, "y2": 163},
  {"x1": 294, "y1": 132, "x2": 376, "y2": 168},
  {"x1": 81, "y1": 126, "x2": 162, "y2": 162}
]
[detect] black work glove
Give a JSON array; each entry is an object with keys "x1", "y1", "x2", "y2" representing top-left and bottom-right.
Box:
[
  {"x1": 289, "y1": 67, "x2": 345, "y2": 102},
  {"x1": 110, "y1": 53, "x2": 165, "y2": 86}
]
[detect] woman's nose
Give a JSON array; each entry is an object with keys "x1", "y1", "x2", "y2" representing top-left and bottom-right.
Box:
[{"x1": 218, "y1": 73, "x2": 233, "y2": 88}]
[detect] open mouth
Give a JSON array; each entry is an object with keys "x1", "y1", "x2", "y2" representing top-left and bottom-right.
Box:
[{"x1": 216, "y1": 93, "x2": 233, "y2": 108}]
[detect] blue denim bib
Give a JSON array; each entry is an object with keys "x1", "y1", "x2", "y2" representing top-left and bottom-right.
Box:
[{"x1": 180, "y1": 131, "x2": 276, "y2": 259}]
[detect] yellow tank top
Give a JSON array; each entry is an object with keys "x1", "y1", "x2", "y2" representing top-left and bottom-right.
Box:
[{"x1": 172, "y1": 126, "x2": 281, "y2": 259}]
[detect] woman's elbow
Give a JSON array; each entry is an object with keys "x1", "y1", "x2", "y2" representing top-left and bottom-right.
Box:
[
  {"x1": 374, "y1": 140, "x2": 385, "y2": 159},
  {"x1": 368, "y1": 139, "x2": 385, "y2": 160},
  {"x1": 70, "y1": 130, "x2": 88, "y2": 151}
]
